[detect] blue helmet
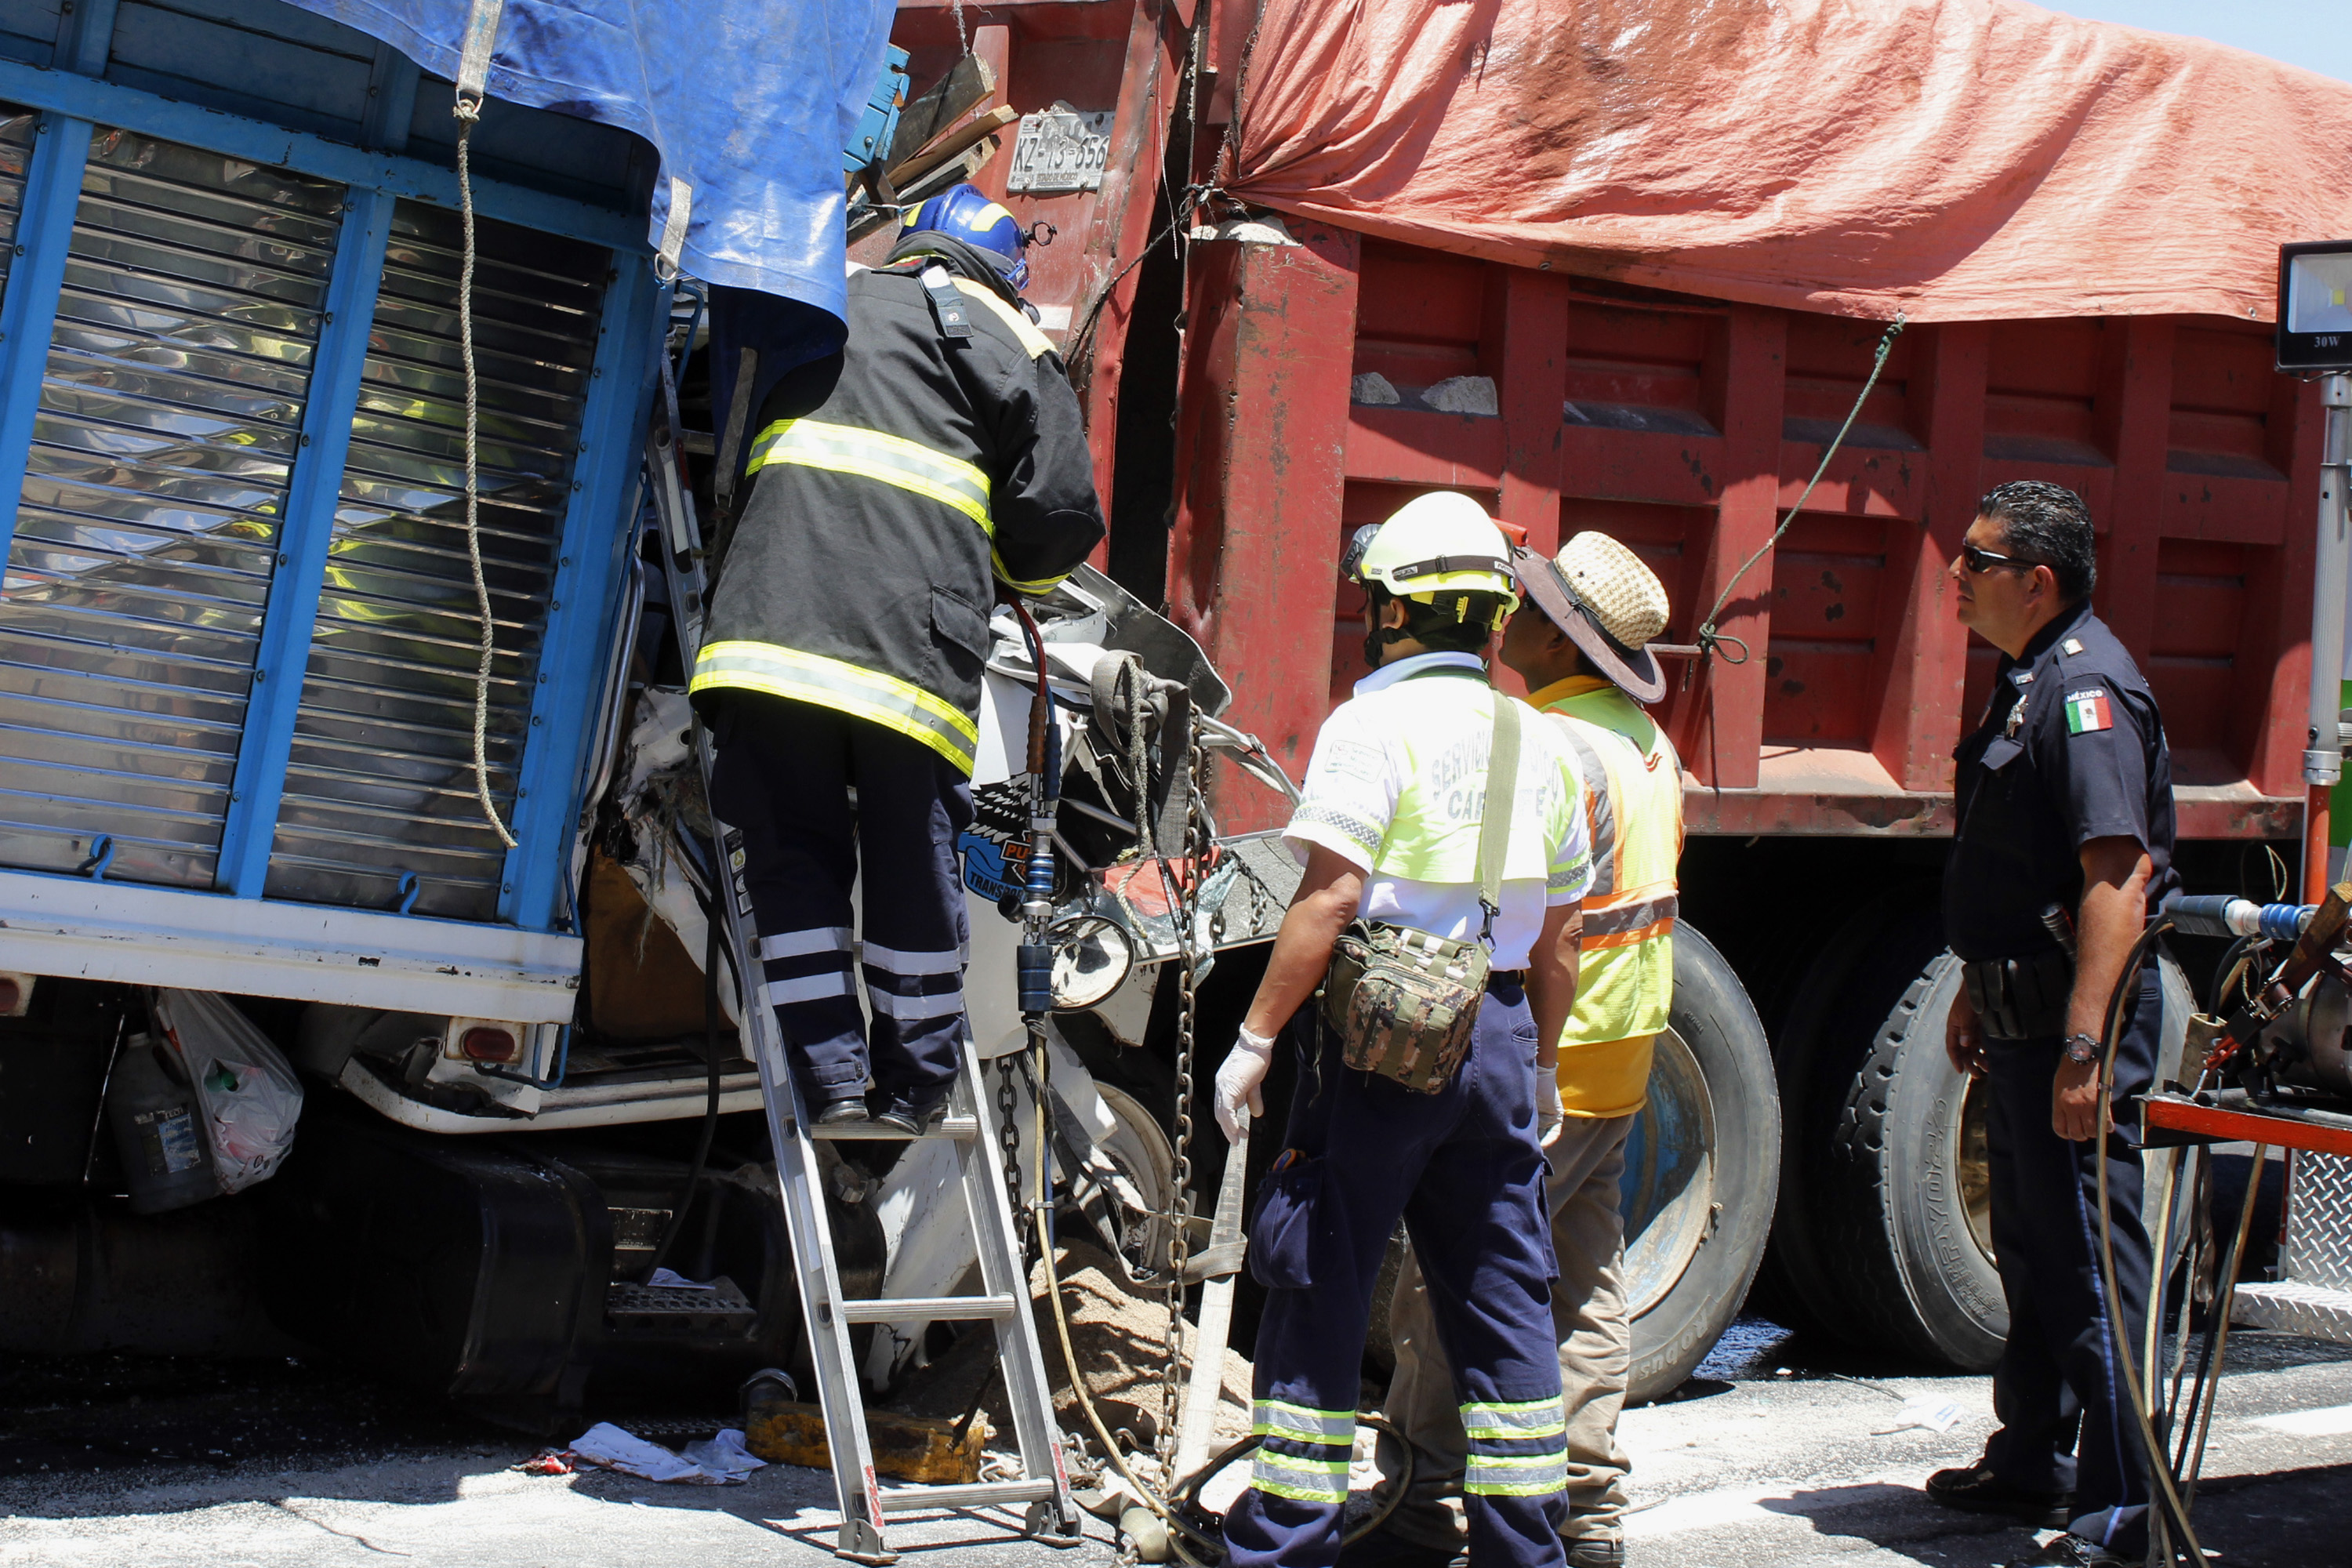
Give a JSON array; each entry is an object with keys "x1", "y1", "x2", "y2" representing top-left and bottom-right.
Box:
[{"x1": 902, "y1": 183, "x2": 1029, "y2": 292}]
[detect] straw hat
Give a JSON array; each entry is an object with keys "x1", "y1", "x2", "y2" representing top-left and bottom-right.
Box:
[{"x1": 1514, "y1": 531, "x2": 1671, "y2": 703}]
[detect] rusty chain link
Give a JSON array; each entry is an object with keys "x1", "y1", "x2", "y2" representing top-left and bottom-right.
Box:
[{"x1": 1156, "y1": 709, "x2": 1205, "y2": 1467}]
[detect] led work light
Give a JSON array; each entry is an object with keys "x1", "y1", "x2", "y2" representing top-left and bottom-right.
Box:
[{"x1": 2278, "y1": 239, "x2": 2352, "y2": 372}]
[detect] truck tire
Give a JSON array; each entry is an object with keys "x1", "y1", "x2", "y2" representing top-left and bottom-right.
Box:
[
  {"x1": 1625, "y1": 926, "x2": 1780, "y2": 1403},
  {"x1": 1783, "y1": 902, "x2": 2190, "y2": 1370}
]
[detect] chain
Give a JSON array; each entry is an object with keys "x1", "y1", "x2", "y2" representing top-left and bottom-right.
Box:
[
  {"x1": 1156, "y1": 710, "x2": 1206, "y2": 1467},
  {"x1": 451, "y1": 99, "x2": 515, "y2": 848},
  {"x1": 997, "y1": 1052, "x2": 1029, "y2": 1263}
]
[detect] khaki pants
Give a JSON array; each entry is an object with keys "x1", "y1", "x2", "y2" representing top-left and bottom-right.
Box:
[{"x1": 1376, "y1": 1112, "x2": 1635, "y2": 1549}]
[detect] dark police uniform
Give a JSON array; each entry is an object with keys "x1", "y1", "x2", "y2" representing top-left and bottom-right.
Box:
[
  {"x1": 1945, "y1": 599, "x2": 2179, "y2": 1559},
  {"x1": 693, "y1": 232, "x2": 1104, "y2": 1113}
]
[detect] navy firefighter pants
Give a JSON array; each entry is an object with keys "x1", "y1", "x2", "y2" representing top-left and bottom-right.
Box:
[
  {"x1": 1224, "y1": 978, "x2": 1569, "y2": 1568},
  {"x1": 1984, "y1": 963, "x2": 2158, "y2": 1559},
  {"x1": 706, "y1": 691, "x2": 971, "y2": 1108}
]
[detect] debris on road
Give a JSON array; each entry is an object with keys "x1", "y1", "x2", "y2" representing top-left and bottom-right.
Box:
[
  {"x1": 886, "y1": 1239, "x2": 1253, "y2": 1461},
  {"x1": 1875, "y1": 1395, "x2": 1965, "y2": 1436},
  {"x1": 566, "y1": 1422, "x2": 742, "y2": 1485}
]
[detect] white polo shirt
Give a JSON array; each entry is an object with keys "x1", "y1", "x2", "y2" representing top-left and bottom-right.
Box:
[{"x1": 1283, "y1": 652, "x2": 1592, "y2": 970}]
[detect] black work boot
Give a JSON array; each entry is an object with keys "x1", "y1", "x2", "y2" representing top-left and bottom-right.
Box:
[
  {"x1": 1924, "y1": 1457, "x2": 2073, "y2": 1529},
  {"x1": 816, "y1": 1094, "x2": 871, "y2": 1127},
  {"x1": 873, "y1": 1087, "x2": 949, "y2": 1137}
]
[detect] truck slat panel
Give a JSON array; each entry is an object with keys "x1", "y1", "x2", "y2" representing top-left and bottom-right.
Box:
[{"x1": 1175, "y1": 230, "x2": 2319, "y2": 837}]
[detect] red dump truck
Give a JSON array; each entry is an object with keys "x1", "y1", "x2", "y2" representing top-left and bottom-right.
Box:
[{"x1": 884, "y1": 0, "x2": 2343, "y2": 1394}]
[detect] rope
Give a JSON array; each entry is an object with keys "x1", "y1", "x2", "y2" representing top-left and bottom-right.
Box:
[
  {"x1": 2089, "y1": 919, "x2": 2206, "y2": 1563},
  {"x1": 1687, "y1": 314, "x2": 1907, "y2": 670},
  {"x1": 452, "y1": 96, "x2": 517, "y2": 848},
  {"x1": 949, "y1": 0, "x2": 968, "y2": 60}
]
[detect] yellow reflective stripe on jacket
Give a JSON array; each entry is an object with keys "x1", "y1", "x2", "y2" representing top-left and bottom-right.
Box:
[
  {"x1": 990, "y1": 546, "x2": 1072, "y2": 597},
  {"x1": 745, "y1": 419, "x2": 993, "y2": 532},
  {"x1": 690, "y1": 640, "x2": 979, "y2": 775},
  {"x1": 954, "y1": 278, "x2": 1055, "y2": 360},
  {"x1": 1582, "y1": 887, "x2": 1680, "y2": 948}
]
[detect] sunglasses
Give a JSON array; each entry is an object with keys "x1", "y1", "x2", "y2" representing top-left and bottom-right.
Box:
[{"x1": 1958, "y1": 543, "x2": 2048, "y2": 575}]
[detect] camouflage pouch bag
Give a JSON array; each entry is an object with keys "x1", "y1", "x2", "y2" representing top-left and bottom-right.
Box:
[{"x1": 1317, "y1": 693, "x2": 1520, "y2": 1094}]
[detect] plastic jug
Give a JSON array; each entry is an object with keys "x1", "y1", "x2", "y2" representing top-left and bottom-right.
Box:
[{"x1": 105, "y1": 1033, "x2": 222, "y2": 1214}]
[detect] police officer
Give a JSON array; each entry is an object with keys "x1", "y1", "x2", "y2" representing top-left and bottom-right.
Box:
[
  {"x1": 693, "y1": 186, "x2": 1104, "y2": 1132},
  {"x1": 1212, "y1": 492, "x2": 1593, "y2": 1568},
  {"x1": 1922, "y1": 481, "x2": 2178, "y2": 1568},
  {"x1": 1356, "y1": 532, "x2": 1682, "y2": 1568}
]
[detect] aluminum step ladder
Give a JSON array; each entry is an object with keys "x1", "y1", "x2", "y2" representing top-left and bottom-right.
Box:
[{"x1": 641, "y1": 325, "x2": 1078, "y2": 1563}]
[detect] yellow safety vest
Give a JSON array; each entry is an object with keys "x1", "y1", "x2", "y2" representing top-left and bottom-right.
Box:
[{"x1": 1528, "y1": 675, "x2": 1683, "y2": 1118}]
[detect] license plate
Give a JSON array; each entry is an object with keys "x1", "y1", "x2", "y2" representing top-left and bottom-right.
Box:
[{"x1": 1007, "y1": 110, "x2": 1115, "y2": 194}]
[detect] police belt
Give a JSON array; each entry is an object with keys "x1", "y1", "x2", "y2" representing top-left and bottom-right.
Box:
[{"x1": 1959, "y1": 947, "x2": 2074, "y2": 1041}]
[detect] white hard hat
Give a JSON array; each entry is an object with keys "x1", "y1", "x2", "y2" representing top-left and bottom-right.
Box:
[{"x1": 1344, "y1": 492, "x2": 1519, "y2": 608}]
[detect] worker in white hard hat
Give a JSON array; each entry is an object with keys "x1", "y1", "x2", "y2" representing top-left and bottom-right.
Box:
[
  {"x1": 1352, "y1": 531, "x2": 1683, "y2": 1568},
  {"x1": 1213, "y1": 491, "x2": 1594, "y2": 1568}
]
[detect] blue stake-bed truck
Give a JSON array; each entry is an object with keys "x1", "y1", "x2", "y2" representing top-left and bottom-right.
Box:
[{"x1": 0, "y1": 0, "x2": 1306, "y2": 1426}]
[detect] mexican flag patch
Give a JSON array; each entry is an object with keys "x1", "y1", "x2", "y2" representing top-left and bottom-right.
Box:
[{"x1": 2065, "y1": 688, "x2": 2113, "y2": 735}]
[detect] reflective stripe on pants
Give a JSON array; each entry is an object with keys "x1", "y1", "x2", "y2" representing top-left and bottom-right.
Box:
[
  {"x1": 1221, "y1": 992, "x2": 1567, "y2": 1568},
  {"x1": 706, "y1": 692, "x2": 972, "y2": 1104}
]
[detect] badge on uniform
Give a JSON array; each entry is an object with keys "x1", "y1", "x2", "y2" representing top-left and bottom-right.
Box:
[{"x1": 2064, "y1": 688, "x2": 2113, "y2": 735}]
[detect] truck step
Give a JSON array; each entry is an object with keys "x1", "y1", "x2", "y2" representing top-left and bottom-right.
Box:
[{"x1": 604, "y1": 1276, "x2": 758, "y2": 1333}]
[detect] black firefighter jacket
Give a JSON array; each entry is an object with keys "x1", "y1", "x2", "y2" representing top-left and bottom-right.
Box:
[{"x1": 691, "y1": 234, "x2": 1105, "y2": 775}]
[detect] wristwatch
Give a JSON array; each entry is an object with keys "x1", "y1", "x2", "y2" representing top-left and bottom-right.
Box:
[{"x1": 2063, "y1": 1031, "x2": 2102, "y2": 1065}]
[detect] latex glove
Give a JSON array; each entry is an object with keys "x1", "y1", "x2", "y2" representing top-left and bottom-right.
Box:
[
  {"x1": 1537, "y1": 1068, "x2": 1565, "y2": 1144},
  {"x1": 1215, "y1": 1024, "x2": 1276, "y2": 1142}
]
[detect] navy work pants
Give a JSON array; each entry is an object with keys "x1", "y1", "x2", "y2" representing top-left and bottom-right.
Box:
[
  {"x1": 1983, "y1": 963, "x2": 2158, "y2": 1558},
  {"x1": 1224, "y1": 980, "x2": 1569, "y2": 1568},
  {"x1": 706, "y1": 692, "x2": 971, "y2": 1107}
]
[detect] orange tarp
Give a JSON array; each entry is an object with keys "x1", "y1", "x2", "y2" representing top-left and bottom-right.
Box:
[{"x1": 1226, "y1": 0, "x2": 2352, "y2": 321}]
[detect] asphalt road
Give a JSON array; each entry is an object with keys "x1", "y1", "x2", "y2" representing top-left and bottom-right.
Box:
[{"x1": 2, "y1": 1320, "x2": 2347, "y2": 1567}]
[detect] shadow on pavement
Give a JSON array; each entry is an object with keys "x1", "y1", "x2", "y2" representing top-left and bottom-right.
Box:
[{"x1": 1754, "y1": 1480, "x2": 2025, "y2": 1565}]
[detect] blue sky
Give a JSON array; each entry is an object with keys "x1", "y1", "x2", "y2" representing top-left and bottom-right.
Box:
[{"x1": 2052, "y1": 2, "x2": 2351, "y2": 84}]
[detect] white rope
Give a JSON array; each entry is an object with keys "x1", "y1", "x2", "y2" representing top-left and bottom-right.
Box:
[
  {"x1": 949, "y1": 0, "x2": 968, "y2": 60},
  {"x1": 454, "y1": 96, "x2": 517, "y2": 848}
]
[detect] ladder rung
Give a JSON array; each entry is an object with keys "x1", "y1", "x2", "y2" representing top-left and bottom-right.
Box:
[
  {"x1": 839, "y1": 1294, "x2": 1018, "y2": 1324},
  {"x1": 879, "y1": 1477, "x2": 1055, "y2": 1512},
  {"x1": 811, "y1": 1116, "x2": 979, "y2": 1142}
]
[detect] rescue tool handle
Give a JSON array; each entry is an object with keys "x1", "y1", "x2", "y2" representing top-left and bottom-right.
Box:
[{"x1": 2167, "y1": 894, "x2": 2312, "y2": 941}]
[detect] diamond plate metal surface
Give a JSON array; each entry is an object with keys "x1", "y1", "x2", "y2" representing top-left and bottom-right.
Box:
[
  {"x1": 2285, "y1": 1150, "x2": 2352, "y2": 1291},
  {"x1": 2233, "y1": 1280, "x2": 2352, "y2": 1345}
]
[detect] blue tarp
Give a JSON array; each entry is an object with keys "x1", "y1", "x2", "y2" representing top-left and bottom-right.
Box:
[{"x1": 281, "y1": 0, "x2": 893, "y2": 342}]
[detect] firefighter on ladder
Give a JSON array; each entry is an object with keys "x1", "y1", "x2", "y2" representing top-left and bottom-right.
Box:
[
  {"x1": 1214, "y1": 492, "x2": 1593, "y2": 1568},
  {"x1": 691, "y1": 185, "x2": 1104, "y2": 1133},
  {"x1": 1352, "y1": 532, "x2": 1683, "y2": 1568}
]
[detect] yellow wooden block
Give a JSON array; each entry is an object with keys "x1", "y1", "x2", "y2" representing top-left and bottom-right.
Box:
[{"x1": 742, "y1": 1399, "x2": 988, "y2": 1486}]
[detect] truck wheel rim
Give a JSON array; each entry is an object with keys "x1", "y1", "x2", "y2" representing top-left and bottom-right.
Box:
[
  {"x1": 1091, "y1": 1081, "x2": 1178, "y2": 1284},
  {"x1": 1619, "y1": 1026, "x2": 1717, "y2": 1321}
]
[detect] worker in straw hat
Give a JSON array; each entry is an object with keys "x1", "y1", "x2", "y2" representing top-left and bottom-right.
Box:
[{"x1": 1348, "y1": 532, "x2": 1682, "y2": 1568}]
